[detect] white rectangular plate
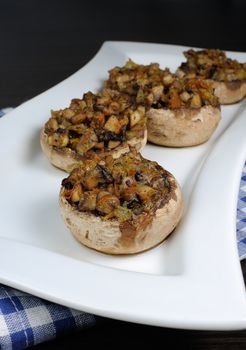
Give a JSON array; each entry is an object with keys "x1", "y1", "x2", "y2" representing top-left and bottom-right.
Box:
[{"x1": 1, "y1": 41, "x2": 246, "y2": 330}]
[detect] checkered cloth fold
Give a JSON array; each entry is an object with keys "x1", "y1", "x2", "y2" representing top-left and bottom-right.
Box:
[
  {"x1": 237, "y1": 163, "x2": 246, "y2": 259},
  {"x1": 0, "y1": 107, "x2": 246, "y2": 349},
  {"x1": 0, "y1": 286, "x2": 96, "y2": 349}
]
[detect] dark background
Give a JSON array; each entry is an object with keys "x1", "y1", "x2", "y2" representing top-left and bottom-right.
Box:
[
  {"x1": 1, "y1": 0, "x2": 246, "y2": 348},
  {"x1": 1, "y1": 0, "x2": 246, "y2": 107}
]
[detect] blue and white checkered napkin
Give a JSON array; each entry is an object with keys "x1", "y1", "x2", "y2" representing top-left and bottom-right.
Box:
[
  {"x1": 0, "y1": 107, "x2": 246, "y2": 349},
  {"x1": 237, "y1": 163, "x2": 246, "y2": 259},
  {"x1": 0, "y1": 286, "x2": 96, "y2": 349}
]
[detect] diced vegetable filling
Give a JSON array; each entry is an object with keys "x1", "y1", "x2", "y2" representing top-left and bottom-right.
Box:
[
  {"x1": 178, "y1": 49, "x2": 246, "y2": 82},
  {"x1": 44, "y1": 89, "x2": 146, "y2": 155},
  {"x1": 61, "y1": 152, "x2": 174, "y2": 232},
  {"x1": 105, "y1": 59, "x2": 219, "y2": 109}
]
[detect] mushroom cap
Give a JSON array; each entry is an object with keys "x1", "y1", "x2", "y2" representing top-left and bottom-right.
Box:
[
  {"x1": 210, "y1": 79, "x2": 246, "y2": 104},
  {"x1": 59, "y1": 173, "x2": 183, "y2": 255},
  {"x1": 146, "y1": 105, "x2": 221, "y2": 147}
]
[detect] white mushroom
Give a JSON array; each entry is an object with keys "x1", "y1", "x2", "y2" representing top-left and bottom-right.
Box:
[
  {"x1": 40, "y1": 89, "x2": 147, "y2": 172},
  {"x1": 147, "y1": 105, "x2": 221, "y2": 147},
  {"x1": 59, "y1": 152, "x2": 183, "y2": 255},
  {"x1": 177, "y1": 48, "x2": 246, "y2": 104}
]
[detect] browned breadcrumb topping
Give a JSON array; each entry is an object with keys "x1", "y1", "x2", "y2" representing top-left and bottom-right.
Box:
[
  {"x1": 61, "y1": 151, "x2": 175, "y2": 233},
  {"x1": 177, "y1": 49, "x2": 246, "y2": 82},
  {"x1": 44, "y1": 89, "x2": 146, "y2": 157},
  {"x1": 105, "y1": 59, "x2": 219, "y2": 109}
]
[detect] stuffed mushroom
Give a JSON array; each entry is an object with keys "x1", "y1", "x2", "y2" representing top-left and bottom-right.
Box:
[
  {"x1": 41, "y1": 89, "x2": 147, "y2": 172},
  {"x1": 105, "y1": 60, "x2": 221, "y2": 147},
  {"x1": 59, "y1": 151, "x2": 183, "y2": 254},
  {"x1": 176, "y1": 48, "x2": 246, "y2": 104}
]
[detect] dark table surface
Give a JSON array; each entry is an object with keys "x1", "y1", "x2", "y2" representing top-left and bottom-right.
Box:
[{"x1": 1, "y1": 0, "x2": 246, "y2": 348}]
